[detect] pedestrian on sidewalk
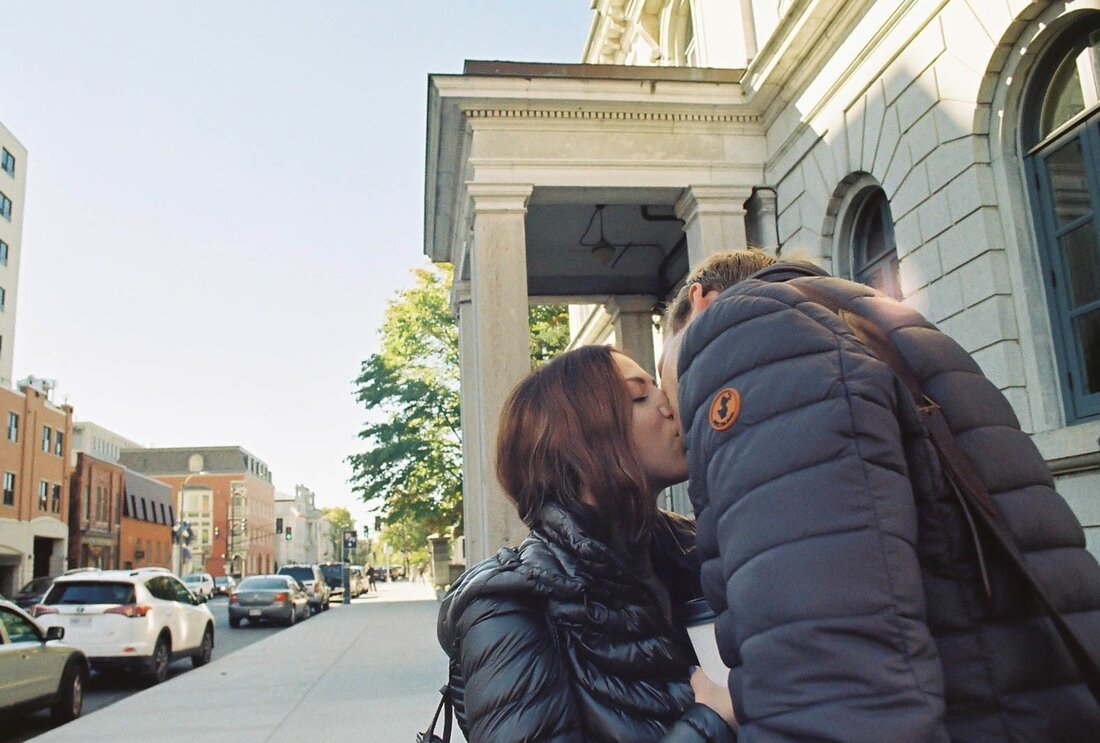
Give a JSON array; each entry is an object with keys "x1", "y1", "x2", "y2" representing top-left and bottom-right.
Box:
[
  {"x1": 659, "y1": 249, "x2": 1100, "y2": 740},
  {"x1": 438, "y1": 345, "x2": 735, "y2": 742}
]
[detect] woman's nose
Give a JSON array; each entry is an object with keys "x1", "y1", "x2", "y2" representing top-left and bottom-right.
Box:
[{"x1": 655, "y1": 389, "x2": 674, "y2": 419}]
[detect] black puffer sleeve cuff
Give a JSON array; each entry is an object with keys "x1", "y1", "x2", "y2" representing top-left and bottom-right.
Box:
[{"x1": 661, "y1": 703, "x2": 737, "y2": 743}]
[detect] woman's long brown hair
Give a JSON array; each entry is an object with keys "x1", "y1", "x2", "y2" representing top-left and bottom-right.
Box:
[{"x1": 496, "y1": 345, "x2": 656, "y2": 542}]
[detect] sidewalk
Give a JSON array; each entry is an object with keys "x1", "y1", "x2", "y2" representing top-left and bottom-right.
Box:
[{"x1": 38, "y1": 580, "x2": 459, "y2": 742}]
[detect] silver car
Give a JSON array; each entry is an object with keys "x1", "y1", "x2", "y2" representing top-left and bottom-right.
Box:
[
  {"x1": 0, "y1": 599, "x2": 89, "y2": 723},
  {"x1": 228, "y1": 575, "x2": 310, "y2": 627}
]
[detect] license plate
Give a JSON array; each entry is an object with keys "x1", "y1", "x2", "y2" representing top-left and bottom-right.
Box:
[
  {"x1": 68, "y1": 616, "x2": 91, "y2": 626},
  {"x1": 249, "y1": 609, "x2": 262, "y2": 616}
]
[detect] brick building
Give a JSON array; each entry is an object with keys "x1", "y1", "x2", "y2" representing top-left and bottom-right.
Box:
[
  {"x1": 119, "y1": 447, "x2": 276, "y2": 578},
  {"x1": 119, "y1": 469, "x2": 173, "y2": 570},
  {"x1": 0, "y1": 380, "x2": 74, "y2": 594},
  {"x1": 67, "y1": 452, "x2": 125, "y2": 570}
]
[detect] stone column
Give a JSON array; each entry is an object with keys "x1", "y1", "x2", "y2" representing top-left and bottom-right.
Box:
[
  {"x1": 452, "y1": 281, "x2": 485, "y2": 564},
  {"x1": 607, "y1": 296, "x2": 658, "y2": 377},
  {"x1": 675, "y1": 186, "x2": 753, "y2": 267},
  {"x1": 460, "y1": 183, "x2": 533, "y2": 563},
  {"x1": 427, "y1": 533, "x2": 450, "y2": 590}
]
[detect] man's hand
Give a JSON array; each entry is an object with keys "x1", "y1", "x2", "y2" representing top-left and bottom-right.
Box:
[{"x1": 691, "y1": 666, "x2": 737, "y2": 730}]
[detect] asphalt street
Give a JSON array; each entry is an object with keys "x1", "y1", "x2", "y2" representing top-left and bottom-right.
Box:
[{"x1": 3, "y1": 595, "x2": 281, "y2": 743}]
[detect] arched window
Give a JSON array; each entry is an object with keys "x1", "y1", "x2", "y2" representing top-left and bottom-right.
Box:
[
  {"x1": 1025, "y1": 17, "x2": 1100, "y2": 422},
  {"x1": 850, "y1": 188, "x2": 901, "y2": 300}
]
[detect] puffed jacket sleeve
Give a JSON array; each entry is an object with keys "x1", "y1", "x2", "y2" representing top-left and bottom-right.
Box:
[
  {"x1": 455, "y1": 593, "x2": 585, "y2": 742},
  {"x1": 678, "y1": 279, "x2": 948, "y2": 742},
  {"x1": 662, "y1": 704, "x2": 738, "y2": 742}
]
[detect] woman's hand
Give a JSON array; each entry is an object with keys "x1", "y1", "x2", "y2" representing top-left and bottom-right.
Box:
[{"x1": 690, "y1": 666, "x2": 737, "y2": 730}]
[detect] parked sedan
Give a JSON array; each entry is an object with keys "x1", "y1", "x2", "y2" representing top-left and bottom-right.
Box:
[
  {"x1": 213, "y1": 575, "x2": 237, "y2": 597},
  {"x1": 0, "y1": 599, "x2": 89, "y2": 723},
  {"x1": 12, "y1": 575, "x2": 57, "y2": 610},
  {"x1": 228, "y1": 576, "x2": 309, "y2": 628}
]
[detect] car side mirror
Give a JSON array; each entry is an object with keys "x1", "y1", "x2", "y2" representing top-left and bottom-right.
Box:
[{"x1": 45, "y1": 625, "x2": 65, "y2": 641}]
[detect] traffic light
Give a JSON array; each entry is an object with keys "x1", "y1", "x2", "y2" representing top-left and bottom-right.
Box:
[
  {"x1": 213, "y1": 526, "x2": 220, "y2": 539},
  {"x1": 374, "y1": 516, "x2": 382, "y2": 531},
  {"x1": 285, "y1": 526, "x2": 292, "y2": 541},
  {"x1": 239, "y1": 518, "x2": 247, "y2": 532},
  {"x1": 362, "y1": 525, "x2": 369, "y2": 537}
]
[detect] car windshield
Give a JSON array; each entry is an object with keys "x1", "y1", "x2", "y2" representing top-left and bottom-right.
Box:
[
  {"x1": 319, "y1": 565, "x2": 343, "y2": 582},
  {"x1": 44, "y1": 581, "x2": 135, "y2": 605},
  {"x1": 238, "y1": 577, "x2": 289, "y2": 590},
  {"x1": 214, "y1": 577, "x2": 231, "y2": 585},
  {"x1": 18, "y1": 576, "x2": 54, "y2": 594},
  {"x1": 182, "y1": 575, "x2": 202, "y2": 583},
  {"x1": 279, "y1": 567, "x2": 314, "y2": 581}
]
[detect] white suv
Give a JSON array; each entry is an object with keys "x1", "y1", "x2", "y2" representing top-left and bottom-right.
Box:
[{"x1": 34, "y1": 568, "x2": 215, "y2": 685}]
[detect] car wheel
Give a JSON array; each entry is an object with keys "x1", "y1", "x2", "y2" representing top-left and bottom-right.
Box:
[
  {"x1": 192, "y1": 625, "x2": 214, "y2": 668},
  {"x1": 229, "y1": 616, "x2": 241, "y2": 628},
  {"x1": 146, "y1": 635, "x2": 170, "y2": 686},
  {"x1": 50, "y1": 661, "x2": 86, "y2": 723},
  {"x1": 285, "y1": 607, "x2": 296, "y2": 627}
]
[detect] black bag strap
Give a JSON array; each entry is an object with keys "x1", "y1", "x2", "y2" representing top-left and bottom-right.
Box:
[
  {"x1": 788, "y1": 278, "x2": 1100, "y2": 708},
  {"x1": 418, "y1": 685, "x2": 453, "y2": 743}
]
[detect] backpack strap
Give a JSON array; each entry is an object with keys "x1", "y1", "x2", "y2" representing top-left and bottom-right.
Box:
[{"x1": 786, "y1": 277, "x2": 1100, "y2": 709}]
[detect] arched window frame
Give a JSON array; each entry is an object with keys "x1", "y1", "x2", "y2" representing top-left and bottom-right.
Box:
[
  {"x1": 832, "y1": 175, "x2": 902, "y2": 301},
  {"x1": 1023, "y1": 15, "x2": 1100, "y2": 422}
]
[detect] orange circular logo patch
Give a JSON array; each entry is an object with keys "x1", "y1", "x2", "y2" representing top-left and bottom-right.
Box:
[{"x1": 709, "y1": 388, "x2": 741, "y2": 431}]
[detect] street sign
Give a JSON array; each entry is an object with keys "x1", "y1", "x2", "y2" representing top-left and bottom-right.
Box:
[{"x1": 343, "y1": 530, "x2": 357, "y2": 550}]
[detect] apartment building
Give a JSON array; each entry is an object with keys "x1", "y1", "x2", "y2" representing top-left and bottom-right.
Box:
[
  {"x1": 0, "y1": 122, "x2": 25, "y2": 388},
  {"x1": 119, "y1": 446, "x2": 276, "y2": 578},
  {"x1": 0, "y1": 380, "x2": 74, "y2": 594},
  {"x1": 425, "y1": 0, "x2": 1100, "y2": 562}
]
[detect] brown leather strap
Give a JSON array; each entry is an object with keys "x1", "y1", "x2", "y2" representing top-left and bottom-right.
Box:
[{"x1": 787, "y1": 278, "x2": 1100, "y2": 708}]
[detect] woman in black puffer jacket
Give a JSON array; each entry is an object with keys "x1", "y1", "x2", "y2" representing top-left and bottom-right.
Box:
[{"x1": 437, "y1": 345, "x2": 735, "y2": 743}]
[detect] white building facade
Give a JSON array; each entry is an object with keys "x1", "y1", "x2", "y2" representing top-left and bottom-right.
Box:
[
  {"x1": 274, "y1": 485, "x2": 328, "y2": 567},
  {"x1": 0, "y1": 122, "x2": 26, "y2": 388},
  {"x1": 425, "y1": 0, "x2": 1100, "y2": 563}
]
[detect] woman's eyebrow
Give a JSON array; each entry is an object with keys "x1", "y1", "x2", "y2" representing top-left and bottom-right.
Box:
[{"x1": 624, "y1": 375, "x2": 651, "y2": 387}]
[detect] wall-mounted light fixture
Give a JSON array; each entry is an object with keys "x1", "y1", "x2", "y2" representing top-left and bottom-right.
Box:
[{"x1": 579, "y1": 204, "x2": 664, "y2": 268}]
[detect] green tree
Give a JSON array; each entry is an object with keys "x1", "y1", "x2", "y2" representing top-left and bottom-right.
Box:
[
  {"x1": 321, "y1": 506, "x2": 355, "y2": 559},
  {"x1": 349, "y1": 264, "x2": 568, "y2": 535}
]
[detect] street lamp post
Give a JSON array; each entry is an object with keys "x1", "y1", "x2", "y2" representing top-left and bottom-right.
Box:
[{"x1": 173, "y1": 470, "x2": 206, "y2": 576}]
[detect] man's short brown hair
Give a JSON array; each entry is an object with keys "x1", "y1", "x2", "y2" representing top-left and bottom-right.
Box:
[{"x1": 663, "y1": 249, "x2": 779, "y2": 334}]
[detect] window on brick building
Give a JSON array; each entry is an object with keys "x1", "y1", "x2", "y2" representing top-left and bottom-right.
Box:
[
  {"x1": 3, "y1": 472, "x2": 14, "y2": 506},
  {"x1": 51, "y1": 484, "x2": 61, "y2": 513},
  {"x1": 6, "y1": 412, "x2": 17, "y2": 442},
  {"x1": 41, "y1": 425, "x2": 51, "y2": 453},
  {"x1": 38, "y1": 480, "x2": 48, "y2": 510},
  {"x1": 54, "y1": 431, "x2": 64, "y2": 456},
  {"x1": 1025, "y1": 18, "x2": 1100, "y2": 421}
]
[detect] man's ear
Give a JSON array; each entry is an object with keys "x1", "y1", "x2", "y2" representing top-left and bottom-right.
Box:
[{"x1": 687, "y1": 282, "x2": 717, "y2": 319}]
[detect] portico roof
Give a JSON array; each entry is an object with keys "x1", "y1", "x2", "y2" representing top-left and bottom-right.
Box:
[{"x1": 424, "y1": 60, "x2": 763, "y2": 299}]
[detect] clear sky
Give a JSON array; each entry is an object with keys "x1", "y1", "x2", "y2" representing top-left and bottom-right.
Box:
[{"x1": 0, "y1": 1, "x2": 593, "y2": 529}]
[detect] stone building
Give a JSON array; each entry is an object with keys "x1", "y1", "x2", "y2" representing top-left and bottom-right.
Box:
[
  {"x1": 424, "y1": 0, "x2": 1100, "y2": 562},
  {"x1": 0, "y1": 380, "x2": 73, "y2": 594},
  {"x1": 0, "y1": 121, "x2": 26, "y2": 389},
  {"x1": 274, "y1": 484, "x2": 326, "y2": 567}
]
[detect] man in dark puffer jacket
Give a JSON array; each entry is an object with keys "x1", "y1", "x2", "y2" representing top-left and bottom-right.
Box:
[{"x1": 659, "y1": 250, "x2": 1100, "y2": 741}]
